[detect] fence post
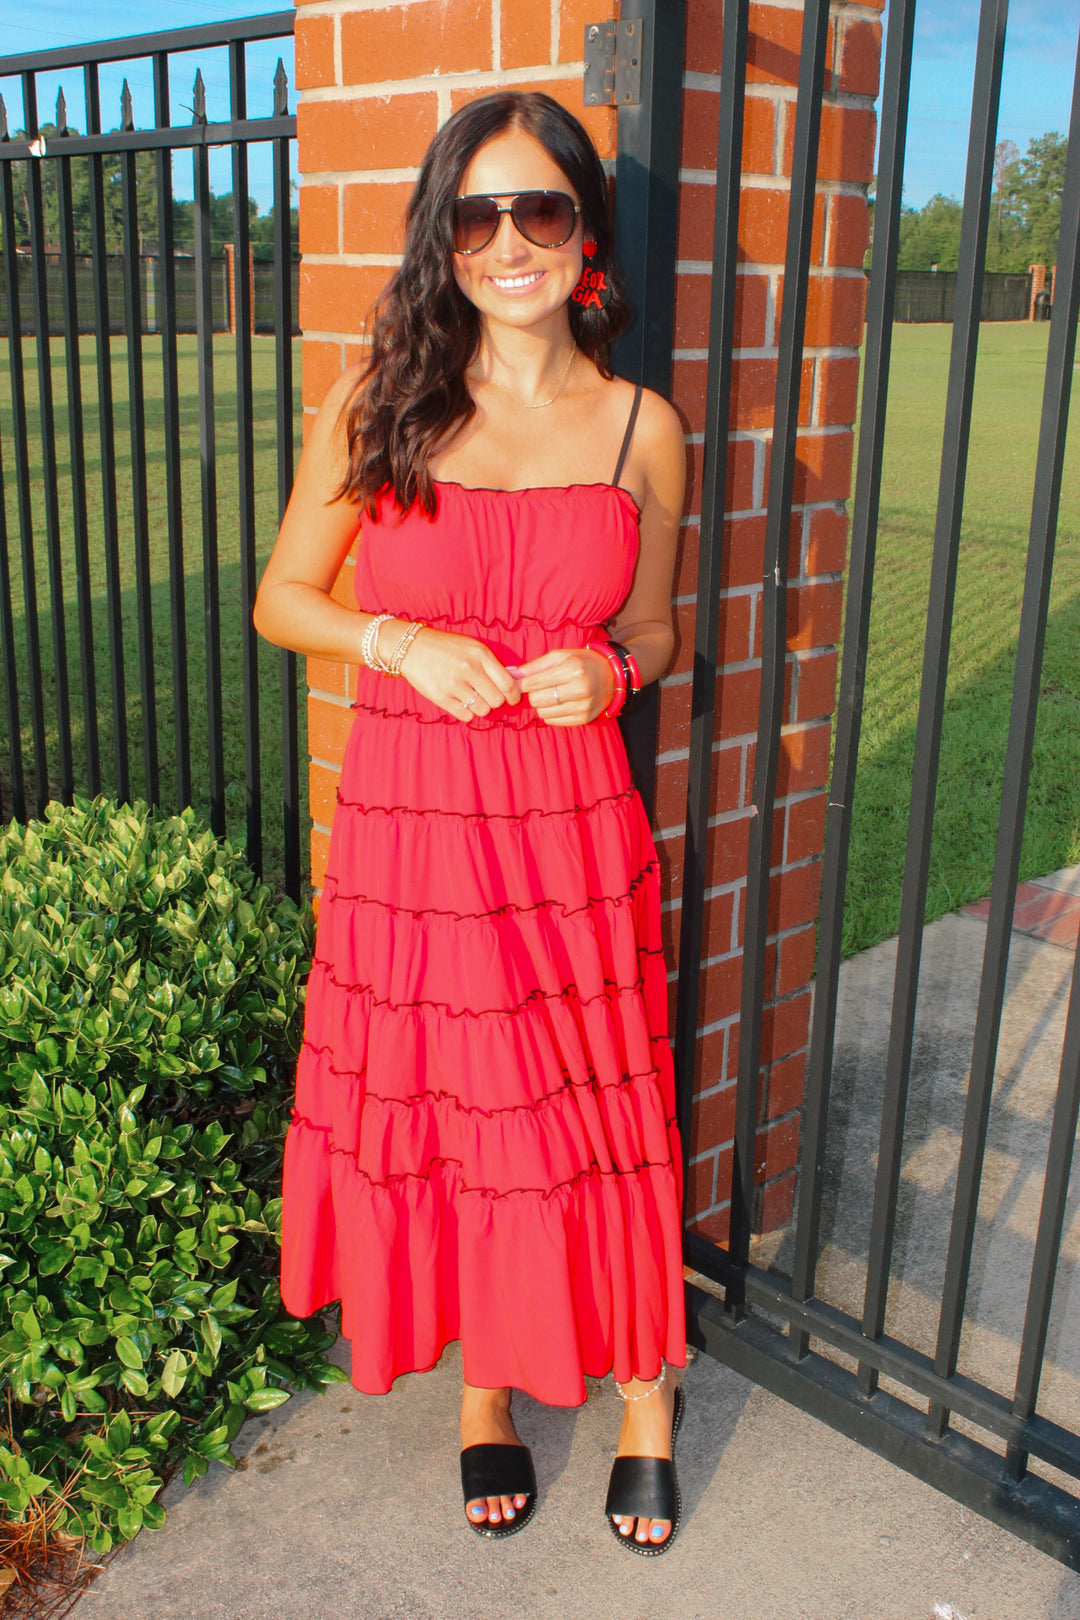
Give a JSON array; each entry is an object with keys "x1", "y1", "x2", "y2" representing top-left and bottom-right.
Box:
[{"x1": 664, "y1": 0, "x2": 882, "y2": 1239}]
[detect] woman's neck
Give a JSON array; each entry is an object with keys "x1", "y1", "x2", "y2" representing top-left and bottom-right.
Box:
[{"x1": 473, "y1": 316, "x2": 578, "y2": 406}]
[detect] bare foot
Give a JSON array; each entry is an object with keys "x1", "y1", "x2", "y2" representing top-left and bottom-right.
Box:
[
  {"x1": 460, "y1": 1383, "x2": 530, "y2": 1528},
  {"x1": 609, "y1": 1373, "x2": 678, "y2": 1547}
]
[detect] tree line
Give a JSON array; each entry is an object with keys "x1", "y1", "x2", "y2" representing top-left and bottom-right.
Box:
[
  {"x1": 0, "y1": 129, "x2": 298, "y2": 260},
  {"x1": 888, "y1": 132, "x2": 1067, "y2": 273}
]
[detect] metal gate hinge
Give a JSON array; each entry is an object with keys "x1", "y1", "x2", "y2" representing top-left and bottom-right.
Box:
[{"x1": 583, "y1": 19, "x2": 643, "y2": 107}]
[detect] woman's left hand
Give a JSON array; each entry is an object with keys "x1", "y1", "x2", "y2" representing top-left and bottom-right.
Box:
[{"x1": 511, "y1": 646, "x2": 615, "y2": 726}]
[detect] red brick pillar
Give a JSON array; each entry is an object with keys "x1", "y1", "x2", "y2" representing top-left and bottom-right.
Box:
[
  {"x1": 223, "y1": 240, "x2": 258, "y2": 334},
  {"x1": 293, "y1": 2, "x2": 883, "y2": 1240},
  {"x1": 1029, "y1": 261, "x2": 1046, "y2": 319},
  {"x1": 660, "y1": 0, "x2": 882, "y2": 1239}
]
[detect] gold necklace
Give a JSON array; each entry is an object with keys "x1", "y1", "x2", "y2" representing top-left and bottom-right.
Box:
[{"x1": 485, "y1": 345, "x2": 577, "y2": 410}]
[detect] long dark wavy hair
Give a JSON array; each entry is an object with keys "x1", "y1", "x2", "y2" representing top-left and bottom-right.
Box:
[{"x1": 337, "y1": 91, "x2": 631, "y2": 517}]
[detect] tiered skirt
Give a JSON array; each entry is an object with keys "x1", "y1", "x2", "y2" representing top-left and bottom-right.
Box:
[{"x1": 281, "y1": 692, "x2": 686, "y2": 1407}]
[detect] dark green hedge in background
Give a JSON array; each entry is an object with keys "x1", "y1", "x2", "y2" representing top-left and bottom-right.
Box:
[{"x1": 0, "y1": 798, "x2": 346, "y2": 1553}]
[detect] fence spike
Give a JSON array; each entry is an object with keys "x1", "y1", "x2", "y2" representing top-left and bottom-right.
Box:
[
  {"x1": 192, "y1": 68, "x2": 207, "y2": 125},
  {"x1": 0, "y1": 94, "x2": 7, "y2": 143},
  {"x1": 56, "y1": 86, "x2": 68, "y2": 135},
  {"x1": 273, "y1": 57, "x2": 289, "y2": 117},
  {"x1": 121, "y1": 78, "x2": 133, "y2": 132}
]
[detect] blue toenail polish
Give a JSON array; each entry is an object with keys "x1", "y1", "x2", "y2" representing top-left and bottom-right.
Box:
[
  {"x1": 651, "y1": 1525, "x2": 665, "y2": 1539},
  {"x1": 505, "y1": 1507, "x2": 514, "y2": 1518}
]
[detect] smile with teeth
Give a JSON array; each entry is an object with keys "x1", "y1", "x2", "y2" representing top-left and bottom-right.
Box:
[{"x1": 489, "y1": 270, "x2": 545, "y2": 290}]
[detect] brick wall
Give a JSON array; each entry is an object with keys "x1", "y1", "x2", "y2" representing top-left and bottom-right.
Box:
[{"x1": 293, "y1": 0, "x2": 883, "y2": 1238}]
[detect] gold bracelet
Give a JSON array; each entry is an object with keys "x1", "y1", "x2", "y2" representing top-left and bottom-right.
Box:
[
  {"x1": 387, "y1": 619, "x2": 425, "y2": 676},
  {"x1": 361, "y1": 611, "x2": 395, "y2": 673}
]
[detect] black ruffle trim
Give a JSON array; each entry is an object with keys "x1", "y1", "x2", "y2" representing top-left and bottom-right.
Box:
[
  {"x1": 349, "y1": 699, "x2": 551, "y2": 729},
  {"x1": 297, "y1": 1045, "x2": 666, "y2": 1116},
  {"x1": 321, "y1": 858, "x2": 657, "y2": 921},
  {"x1": 309, "y1": 945, "x2": 667, "y2": 1022},
  {"x1": 287, "y1": 1124, "x2": 678, "y2": 1201},
  {"x1": 333, "y1": 784, "x2": 637, "y2": 824},
  {"x1": 409, "y1": 608, "x2": 602, "y2": 634}
]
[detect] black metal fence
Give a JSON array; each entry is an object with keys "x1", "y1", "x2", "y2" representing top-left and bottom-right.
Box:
[
  {"x1": 892, "y1": 266, "x2": 1033, "y2": 321},
  {"x1": 0, "y1": 251, "x2": 301, "y2": 336},
  {"x1": 674, "y1": 0, "x2": 1080, "y2": 1570},
  {"x1": 0, "y1": 12, "x2": 302, "y2": 897}
]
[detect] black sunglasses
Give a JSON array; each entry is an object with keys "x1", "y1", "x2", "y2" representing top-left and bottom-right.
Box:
[{"x1": 452, "y1": 190, "x2": 580, "y2": 255}]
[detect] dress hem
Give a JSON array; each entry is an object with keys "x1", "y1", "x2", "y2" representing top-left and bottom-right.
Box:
[{"x1": 283, "y1": 1308, "x2": 688, "y2": 1409}]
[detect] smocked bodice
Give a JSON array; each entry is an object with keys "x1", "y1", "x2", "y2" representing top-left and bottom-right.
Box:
[{"x1": 352, "y1": 480, "x2": 640, "y2": 728}]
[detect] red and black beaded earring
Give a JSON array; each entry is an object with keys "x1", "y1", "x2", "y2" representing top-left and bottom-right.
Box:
[{"x1": 571, "y1": 238, "x2": 612, "y2": 310}]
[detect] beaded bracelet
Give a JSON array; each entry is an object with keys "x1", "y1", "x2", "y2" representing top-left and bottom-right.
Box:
[
  {"x1": 386, "y1": 618, "x2": 425, "y2": 676},
  {"x1": 584, "y1": 639, "x2": 627, "y2": 719},
  {"x1": 361, "y1": 611, "x2": 395, "y2": 674}
]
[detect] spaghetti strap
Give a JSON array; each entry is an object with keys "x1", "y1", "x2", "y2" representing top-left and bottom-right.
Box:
[{"x1": 611, "y1": 384, "x2": 643, "y2": 489}]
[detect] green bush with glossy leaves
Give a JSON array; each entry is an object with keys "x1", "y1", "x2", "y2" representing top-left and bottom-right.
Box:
[{"x1": 0, "y1": 797, "x2": 346, "y2": 1553}]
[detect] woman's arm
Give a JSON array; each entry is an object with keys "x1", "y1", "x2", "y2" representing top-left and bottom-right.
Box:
[
  {"x1": 253, "y1": 365, "x2": 382, "y2": 665},
  {"x1": 601, "y1": 388, "x2": 686, "y2": 683},
  {"x1": 515, "y1": 388, "x2": 686, "y2": 725},
  {"x1": 253, "y1": 368, "x2": 520, "y2": 720}
]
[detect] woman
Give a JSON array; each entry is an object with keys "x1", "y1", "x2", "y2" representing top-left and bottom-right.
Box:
[{"x1": 254, "y1": 90, "x2": 688, "y2": 1555}]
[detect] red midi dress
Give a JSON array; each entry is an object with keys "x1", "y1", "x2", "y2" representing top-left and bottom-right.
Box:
[{"x1": 280, "y1": 456, "x2": 687, "y2": 1407}]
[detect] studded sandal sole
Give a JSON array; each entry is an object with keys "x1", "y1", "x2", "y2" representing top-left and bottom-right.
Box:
[
  {"x1": 460, "y1": 1441, "x2": 538, "y2": 1540},
  {"x1": 605, "y1": 1383, "x2": 684, "y2": 1556}
]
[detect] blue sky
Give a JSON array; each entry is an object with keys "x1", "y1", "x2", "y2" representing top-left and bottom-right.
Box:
[
  {"x1": 0, "y1": 1, "x2": 1076, "y2": 211},
  {"x1": 900, "y1": 1, "x2": 1077, "y2": 205}
]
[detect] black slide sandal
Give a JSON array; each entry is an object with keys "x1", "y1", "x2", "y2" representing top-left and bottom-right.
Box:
[
  {"x1": 460, "y1": 1442, "x2": 538, "y2": 1539},
  {"x1": 604, "y1": 1384, "x2": 684, "y2": 1556}
]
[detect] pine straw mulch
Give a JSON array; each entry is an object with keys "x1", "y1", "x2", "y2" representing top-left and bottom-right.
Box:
[
  {"x1": 0, "y1": 1458, "x2": 180, "y2": 1619},
  {"x1": 0, "y1": 1496, "x2": 111, "y2": 1620}
]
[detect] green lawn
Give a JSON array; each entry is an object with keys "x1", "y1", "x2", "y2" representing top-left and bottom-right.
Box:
[
  {"x1": 0, "y1": 332, "x2": 305, "y2": 893},
  {"x1": 844, "y1": 321, "x2": 1080, "y2": 954}
]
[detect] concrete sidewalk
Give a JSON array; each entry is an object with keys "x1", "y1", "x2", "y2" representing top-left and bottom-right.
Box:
[{"x1": 80, "y1": 883, "x2": 1080, "y2": 1620}]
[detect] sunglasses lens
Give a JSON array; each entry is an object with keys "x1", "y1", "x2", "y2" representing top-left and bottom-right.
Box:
[
  {"x1": 453, "y1": 196, "x2": 500, "y2": 252},
  {"x1": 512, "y1": 192, "x2": 576, "y2": 247}
]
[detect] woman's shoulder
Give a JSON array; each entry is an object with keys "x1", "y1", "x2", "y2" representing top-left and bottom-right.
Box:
[
  {"x1": 319, "y1": 360, "x2": 368, "y2": 421},
  {"x1": 601, "y1": 374, "x2": 684, "y2": 513},
  {"x1": 602, "y1": 372, "x2": 682, "y2": 444},
  {"x1": 606, "y1": 375, "x2": 683, "y2": 476}
]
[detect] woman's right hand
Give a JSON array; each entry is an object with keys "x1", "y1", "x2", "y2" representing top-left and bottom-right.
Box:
[{"x1": 395, "y1": 625, "x2": 521, "y2": 721}]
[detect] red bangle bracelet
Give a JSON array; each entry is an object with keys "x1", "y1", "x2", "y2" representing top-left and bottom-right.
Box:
[
  {"x1": 610, "y1": 641, "x2": 642, "y2": 694},
  {"x1": 584, "y1": 640, "x2": 627, "y2": 719}
]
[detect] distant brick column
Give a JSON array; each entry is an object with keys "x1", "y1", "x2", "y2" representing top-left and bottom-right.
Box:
[
  {"x1": 659, "y1": 0, "x2": 882, "y2": 1238},
  {"x1": 1029, "y1": 261, "x2": 1046, "y2": 319},
  {"x1": 223, "y1": 241, "x2": 257, "y2": 335},
  {"x1": 224, "y1": 241, "x2": 237, "y2": 334},
  {"x1": 293, "y1": 1, "x2": 884, "y2": 1238}
]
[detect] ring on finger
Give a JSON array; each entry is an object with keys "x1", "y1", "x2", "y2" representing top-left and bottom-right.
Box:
[
  {"x1": 553, "y1": 686, "x2": 560, "y2": 704},
  {"x1": 461, "y1": 691, "x2": 478, "y2": 709}
]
